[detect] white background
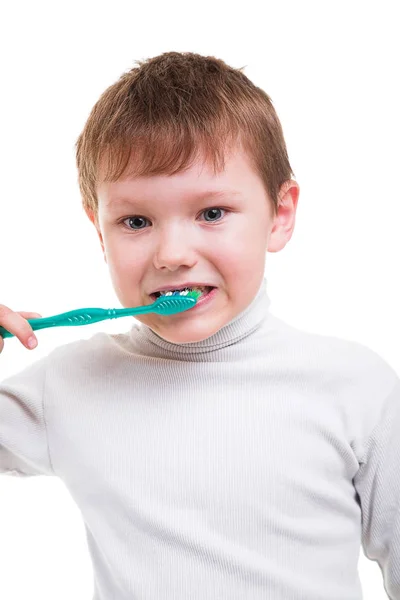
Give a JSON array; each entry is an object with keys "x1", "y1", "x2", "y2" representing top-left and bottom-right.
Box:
[{"x1": 0, "y1": 1, "x2": 399, "y2": 598}]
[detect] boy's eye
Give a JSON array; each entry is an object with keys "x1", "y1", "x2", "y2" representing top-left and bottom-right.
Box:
[{"x1": 120, "y1": 207, "x2": 227, "y2": 232}]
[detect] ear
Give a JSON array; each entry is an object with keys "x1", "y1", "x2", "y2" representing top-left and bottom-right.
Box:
[
  {"x1": 267, "y1": 180, "x2": 300, "y2": 253},
  {"x1": 84, "y1": 207, "x2": 107, "y2": 264}
]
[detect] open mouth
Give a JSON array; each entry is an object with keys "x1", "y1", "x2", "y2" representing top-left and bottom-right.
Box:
[{"x1": 150, "y1": 286, "x2": 215, "y2": 301}]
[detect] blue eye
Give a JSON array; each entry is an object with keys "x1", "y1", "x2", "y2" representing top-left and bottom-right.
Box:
[
  {"x1": 121, "y1": 207, "x2": 227, "y2": 231},
  {"x1": 202, "y1": 208, "x2": 224, "y2": 222},
  {"x1": 124, "y1": 216, "x2": 149, "y2": 231}
]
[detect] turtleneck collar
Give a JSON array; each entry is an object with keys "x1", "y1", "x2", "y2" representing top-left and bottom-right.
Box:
[{"x1": 127, "y1": 277, "x2": 271, "y2": 360}]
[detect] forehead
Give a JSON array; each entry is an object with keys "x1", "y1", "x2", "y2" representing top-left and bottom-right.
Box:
[
  {"x1": 105, "y1": 189, "x2": 245, "y2": 212},
  {"x1": 98, "y1": 145, "x2": 261, "y2": 208}
]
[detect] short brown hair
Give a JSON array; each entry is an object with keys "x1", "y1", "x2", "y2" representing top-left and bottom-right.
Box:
[{"x1": 75, "y1": 51, "x2": 295, "y2": 220}]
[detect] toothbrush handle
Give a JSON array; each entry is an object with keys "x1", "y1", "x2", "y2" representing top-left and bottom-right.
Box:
[{"x1": 0, "y1": 306, "x2": 154, "y2": 339}]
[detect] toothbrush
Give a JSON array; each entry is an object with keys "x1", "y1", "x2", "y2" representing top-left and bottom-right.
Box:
[{"x1": 0, "y1": 290, "x2": 202, "y2": 340}]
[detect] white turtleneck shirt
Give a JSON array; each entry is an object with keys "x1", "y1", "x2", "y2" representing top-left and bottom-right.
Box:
[{"x1": 1, "y1": 278, "x2": 400, "y2": 599}]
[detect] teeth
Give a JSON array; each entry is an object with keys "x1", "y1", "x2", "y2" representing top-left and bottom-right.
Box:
[{"x1": 156, "y1": 286, "x2": 208, "y2": 297}]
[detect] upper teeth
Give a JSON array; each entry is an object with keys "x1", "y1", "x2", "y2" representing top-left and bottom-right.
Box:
[{"x1": 157, "y1": 286, "x2": 207, "y2": 296}]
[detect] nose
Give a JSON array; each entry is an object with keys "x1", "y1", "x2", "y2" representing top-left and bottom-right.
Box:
[{"x1": 152, "y1": 223, "x2": 197, "y2": 271}]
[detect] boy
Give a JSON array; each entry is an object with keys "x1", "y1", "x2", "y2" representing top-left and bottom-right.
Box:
[{"x1": 1, "y1": 51, "x2": 399, "y2": 600}]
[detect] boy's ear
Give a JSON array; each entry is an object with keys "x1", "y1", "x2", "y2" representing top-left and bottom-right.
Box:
[
  {"x1": 267, "y1": 180, "x2": 300, "y2": 253},
  {"x1": 84, "y1": 207, "x2": 107, "y2": 264}
]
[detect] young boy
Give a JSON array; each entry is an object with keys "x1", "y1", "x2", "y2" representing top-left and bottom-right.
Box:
[{"x1": 1, "y1": 52, "x2": 399, "y2": 600}]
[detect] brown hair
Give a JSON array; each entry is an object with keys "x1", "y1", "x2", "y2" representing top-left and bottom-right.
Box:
[{"x1": 75, "y1": 51, "x2": 295, "y2": 222}]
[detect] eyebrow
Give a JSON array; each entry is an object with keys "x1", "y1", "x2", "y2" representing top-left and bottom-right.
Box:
[{"x1": 106, "y1": 189, "x2": 243, "y2": 208}]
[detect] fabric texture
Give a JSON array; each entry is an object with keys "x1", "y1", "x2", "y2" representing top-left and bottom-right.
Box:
[{"x1": 1, "y1": 277, "x2": 399, "y2": 599}]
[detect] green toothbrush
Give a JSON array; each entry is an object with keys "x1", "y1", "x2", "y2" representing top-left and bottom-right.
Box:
[{"x1": 0, "y1": 290, "x2": 202, "y2": 340}]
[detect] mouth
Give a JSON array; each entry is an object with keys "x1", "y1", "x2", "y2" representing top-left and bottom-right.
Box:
[{"x1": 149, "y1": 285, "x2": 216, "y2": 301}]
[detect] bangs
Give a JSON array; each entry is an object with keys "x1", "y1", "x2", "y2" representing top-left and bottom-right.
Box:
[{"x1": 98, "y1": 120, "x2": 243, "y2": 184}]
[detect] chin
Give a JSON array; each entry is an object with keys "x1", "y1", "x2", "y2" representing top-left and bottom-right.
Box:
[{"x1": 154, "y1": 322, "x2": 221, "y2": 344}]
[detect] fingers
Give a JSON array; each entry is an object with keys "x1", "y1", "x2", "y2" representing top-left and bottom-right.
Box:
[
  {"x1": 18, "y1": 312, "x2": 43, "y2": 319},
  {"x1": 0, "y1": 305, "x2": 42, "y2": 351}
]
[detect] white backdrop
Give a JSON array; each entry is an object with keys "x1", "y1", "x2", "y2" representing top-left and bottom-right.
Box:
[{"x1": 0, "y1": 1, "x2": 399, "y2": 598}]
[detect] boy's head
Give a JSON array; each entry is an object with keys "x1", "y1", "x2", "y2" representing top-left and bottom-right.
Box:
[{"x1": 75, "y1": 52, "x2": 299, "y2": 344}]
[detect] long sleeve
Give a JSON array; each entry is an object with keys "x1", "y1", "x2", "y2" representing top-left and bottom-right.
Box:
[
  {"x1": 0, "y1": 356, "x2": 54, "y2": 477},
  {"x1": 353, "y1": 378, "x2": 400, "y2": 599},
  {"x1": 1, "y1": 274, "x2": 399, "y2": 599}
]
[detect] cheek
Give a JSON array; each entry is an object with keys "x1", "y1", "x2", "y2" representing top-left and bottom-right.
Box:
[
  {"x1": 207, "y1": 241, "x2": 253, "y2": 282},
  {"x1": 107, "y1": 240, "x2": 146, "y2": 271},
  {"x1": 109, "y1": 252, "x2": 131, "y2": 274},
  {"x1": 214, "y1": 228, "x2": 267, "y2": 279},
  {"x1": 214, "y1": 226, "x2": 264, "y2": 260}
]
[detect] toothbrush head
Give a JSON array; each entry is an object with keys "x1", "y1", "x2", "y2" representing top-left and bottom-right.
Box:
[{"x1": 151, "y1": 289, "x2": 202, "y2": 316}]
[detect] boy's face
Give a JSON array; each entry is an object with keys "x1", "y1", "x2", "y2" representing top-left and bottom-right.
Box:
[{"x1": 90, "y1": 145, "x2": 298, "y2": 344}]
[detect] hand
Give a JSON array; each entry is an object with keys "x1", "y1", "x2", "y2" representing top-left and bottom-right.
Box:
[{"x1": 0, "y1": 305, "x2": 43, "y2": 354}]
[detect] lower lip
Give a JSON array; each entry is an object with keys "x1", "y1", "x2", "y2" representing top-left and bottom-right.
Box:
[{"x1": 188, "y1": 286, "x2": 218, "y2": 310}]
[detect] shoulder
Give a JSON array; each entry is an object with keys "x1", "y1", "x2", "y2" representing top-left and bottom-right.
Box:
[
  {"x1": 266, "y1": 314, "x2": 398, "y2": 392},
  {"x1": 45, "y1": 330, "x2": 132, "y2": 374}
]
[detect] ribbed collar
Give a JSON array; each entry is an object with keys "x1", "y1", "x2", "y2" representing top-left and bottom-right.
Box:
[{"x1": 128, "y1": 277, "x2": 271, "y2": 359}]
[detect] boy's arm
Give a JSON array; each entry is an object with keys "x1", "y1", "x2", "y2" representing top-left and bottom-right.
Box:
[
  {"x1": 0, "y1": 357, "x2": 55, "y2": 477},
  {"x1": 353, "y1": 377, "x2": 400, "y2": 599}
]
